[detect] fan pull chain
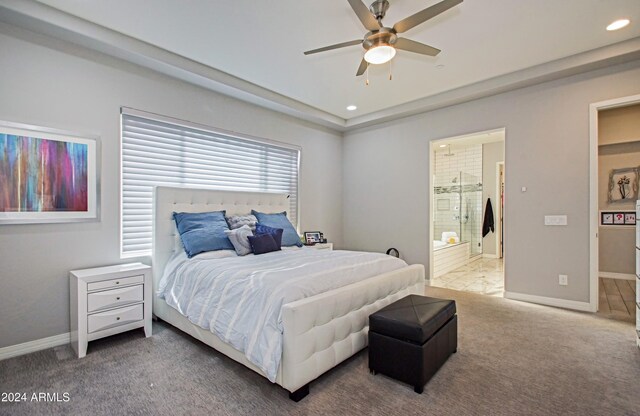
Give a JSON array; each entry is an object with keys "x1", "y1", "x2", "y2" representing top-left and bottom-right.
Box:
[
  {"x1": 366, "y1": 63, "x2": 370, "y2": 86},
  {"x1": 389, "y1": 59, "x2": 392, "y2": 81}
]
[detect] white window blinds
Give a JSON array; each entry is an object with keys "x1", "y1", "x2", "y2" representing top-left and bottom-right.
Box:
[{"x1": 120, "y1": 109, "x2": 300, "y2": 257}]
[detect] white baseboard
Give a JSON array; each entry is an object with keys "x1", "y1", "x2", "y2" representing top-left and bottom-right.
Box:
[
  {"x1": 599, "y1": 271, "x2": 636, "y2": 281},
  {"x1": 0, "y1": 333, "x2": 70, "y2": 361},
  {"x1": 482, "y1": 254, "x2": 498, "y2": 259},
  {"x1": 504, "y1": 291, "x2": 594, "y2": 312}
]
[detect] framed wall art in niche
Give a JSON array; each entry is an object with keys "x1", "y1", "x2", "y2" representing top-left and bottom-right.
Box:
[
  {"x1": 600, "y1": 211, "x2": 637, "y2": 226},
  {"x1": 607, "y1": 167, "x2": 639, "y2": 204},
  {"x1": 0, "y1": 121, "x2": 99, "y2": 224}
]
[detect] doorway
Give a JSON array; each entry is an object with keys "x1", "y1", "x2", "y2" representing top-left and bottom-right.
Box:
[
  {"x1": 429, "y1": 128, "x2": 506, "y2": 296},
  {"x1": 496, "y1": 162, "x2": 505, "y2": 259},
  {"x1": 589, "y1": 95, "x2": 640, "y2": 321}
]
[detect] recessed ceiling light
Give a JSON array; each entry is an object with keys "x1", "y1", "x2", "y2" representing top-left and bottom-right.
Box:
[
  {"x1": 439, "y1": 144, "x2": 447, "y2": 148},
  {"x1": 346, "y1": 105, "x2": 357, "y2": 111},
  {"x1": 436, "y1": 64, "x2": 445, "y2": 69},
  {"x1": 607, "y1": 19, "x2": 630, "y2": 31}
]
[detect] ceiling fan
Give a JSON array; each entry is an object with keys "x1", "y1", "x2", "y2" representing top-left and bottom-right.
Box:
[{"x1": 304, "y1": 0, "x2": 463, "y2": 76}]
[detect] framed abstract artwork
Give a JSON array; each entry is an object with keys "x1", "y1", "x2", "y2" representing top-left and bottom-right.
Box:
[{"x1": 0, "y1": 121, "x2": 99, "y2": 224}]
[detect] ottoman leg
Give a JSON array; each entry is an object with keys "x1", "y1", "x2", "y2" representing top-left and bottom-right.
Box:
[{"x1": 414, "y1": 385, "x2": 424, "y2": 394}]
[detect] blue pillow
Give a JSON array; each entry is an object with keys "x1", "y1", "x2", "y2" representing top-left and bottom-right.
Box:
[
  {"x1": 251, "y1": 210, "x2": 302, "y2": 247},
  {"x1": 255, "y1": 223, "x2": 283, "y2": 248},
  {"x1": 173, "y1": 211, "x2": 234, "y2": 258},
  {"x1": 248, "y1": 234, "x2": 280, "y2": 255}
]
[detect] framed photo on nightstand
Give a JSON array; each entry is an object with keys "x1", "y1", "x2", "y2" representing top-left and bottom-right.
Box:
[{"x1": 303, "y1": 231, "x2": 324, "y2": 245}]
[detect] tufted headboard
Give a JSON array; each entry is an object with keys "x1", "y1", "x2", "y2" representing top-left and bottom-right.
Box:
[{"x1": 152, "y1": 186, "x2": 290, "y2": 292}]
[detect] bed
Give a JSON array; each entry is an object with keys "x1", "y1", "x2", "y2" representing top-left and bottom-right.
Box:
[{"x1": 152, "y1": 186, "x2": 425, "y2": 400}]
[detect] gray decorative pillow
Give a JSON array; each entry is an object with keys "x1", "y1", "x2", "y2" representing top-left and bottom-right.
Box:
[
  {"x1": 226, "y1": 214, "x2": 258, "y2": 231},
  {"x1": 224, "y1": 225, "x2": 254, "y2": 256}
]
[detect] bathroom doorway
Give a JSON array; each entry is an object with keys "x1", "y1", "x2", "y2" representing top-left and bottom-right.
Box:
[{"x1": 429, "y1": 129, "x2": 506, "y2": 296}]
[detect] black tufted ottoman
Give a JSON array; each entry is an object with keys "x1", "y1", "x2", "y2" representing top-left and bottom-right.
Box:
[{"x1": 368, "y1": 295, "x2": 457, "y2": 393}]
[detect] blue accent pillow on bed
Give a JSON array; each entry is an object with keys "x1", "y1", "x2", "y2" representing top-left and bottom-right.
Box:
[
  {"x1": 173, "y1": 210, "x2": 234, "y2": 258},
  {"x1": 251, "y1": 210, "x2": 302, "y2": 247},
  {"x1": 247, "y1": 234, "x2": 280, "y2": 255},
  {"x1": 254, "y1": 223, "x2": 283, "y2": 248}
]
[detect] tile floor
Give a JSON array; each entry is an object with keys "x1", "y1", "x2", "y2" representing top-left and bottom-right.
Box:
[{"x1": 429, "y1": 256, "x2": 504, "y2": 296}]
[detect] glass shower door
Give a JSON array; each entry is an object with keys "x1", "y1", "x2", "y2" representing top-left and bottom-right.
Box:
[{"x1": 461, "y1": 172, "x2": 482, "y2": 257}]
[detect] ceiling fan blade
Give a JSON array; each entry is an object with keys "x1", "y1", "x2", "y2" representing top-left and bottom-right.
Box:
[
  {"x1": 395, "y1": 38, "x2": 441, "y2": 56},
  {"x1": 347, "y1": 0, "x2": 381, "y2": 31},
  {"x1": 393, "y1": 0, "x2": 463, "y2": 34},
  {"x1": 304, "y1": 39, "x2": 363, "y2": 55},
  {"x1": 356, "y1": 58, "x2": 368, "y2": 76}
]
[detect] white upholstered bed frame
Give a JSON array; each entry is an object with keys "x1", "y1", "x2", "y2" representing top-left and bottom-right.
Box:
[{"x1": 152, "y1": 186, "x2": 425, "y2": 399}]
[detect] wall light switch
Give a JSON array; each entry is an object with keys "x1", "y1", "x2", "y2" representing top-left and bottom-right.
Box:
[
  {"x1": 545, "y1": 215, "x2": 568, "y2": 226},
  {"x1": 559, "y1": 275, "x2": 568, "y2": 286},
  {"x1": 521, "y1": 187, "x2": 527, "y2": 192}
]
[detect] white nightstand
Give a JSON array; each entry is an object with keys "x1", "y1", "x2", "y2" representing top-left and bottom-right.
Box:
[
  {"x1": 70, "y1": 263, "x2": 152, "y2": 358},
  {"x1": 311, "y1": 243, "x2": 333, "y2": 250}
]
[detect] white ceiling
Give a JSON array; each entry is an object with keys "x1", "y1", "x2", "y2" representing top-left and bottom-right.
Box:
[{"x1": 30, "y1": 0, "x2": 640, "y2": 121}]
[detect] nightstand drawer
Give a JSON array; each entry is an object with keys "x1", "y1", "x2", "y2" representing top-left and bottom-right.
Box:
[
  {"x1": 87, "y1": 284, "x2": 143, "y2": 313},
  {"x1": 87, "y1": 274, "x2": 143, "y2": 291},
  {"x1": 88, "y1": 304, "x2": 143, "y2": 333}
]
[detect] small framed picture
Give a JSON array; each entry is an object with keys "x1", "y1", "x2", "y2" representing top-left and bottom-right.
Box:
[
  {"x1": 601, "y1": 213, "x2": 614, "y2": 225},
  {"x1": 303, "y1": 231, "x2": 322, "y2": 245},
  {"x1": 624, "y1": 213, "x2": 636, "y2": 225},
  {"x1": 613, "y1": 212, "x2": 625, "y2": 224}
]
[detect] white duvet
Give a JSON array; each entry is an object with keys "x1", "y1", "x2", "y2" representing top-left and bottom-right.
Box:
[{"x1": 157, "y1": 248, "x2": 407, "y2": 381}]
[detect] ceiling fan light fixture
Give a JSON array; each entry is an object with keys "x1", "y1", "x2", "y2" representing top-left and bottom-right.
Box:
[
  {"x1": 606, "y1": 19, "x2": 630, "y2": 31},
  {"x1": 364, "y1": 45, "x2": 396, "y2": 65}
]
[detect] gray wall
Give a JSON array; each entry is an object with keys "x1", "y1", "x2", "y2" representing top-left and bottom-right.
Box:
[
  {"x1": 0, "y1": 27, "x2": 343, "y2": 348},
  {"x1": 343, "y1": 59, "x2": 640, "y2": 303},
  {"x1": 597, "y1": 104, "x2": 640, "y2": 275},
  {"x1": 481, "y1": 142, "x2": 504, "y2": 257}
]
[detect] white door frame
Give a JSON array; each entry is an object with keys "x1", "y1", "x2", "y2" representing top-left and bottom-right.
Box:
[
  {"x1": 428, "y1": 127, "x2": 506, "y2": 282},
  {"x1": 589, "y1": 93, "x2": 640, "y2": 312},
  {"x1": 496, "y1": 161, "x2": 505, "y2": 258}
]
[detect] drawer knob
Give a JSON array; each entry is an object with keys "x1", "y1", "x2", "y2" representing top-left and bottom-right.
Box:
[
  {"x1": 116, "y1": 297, "x2": 121, "y2": 300},
  {"x1": 115, "y1": 281, "x2": 120, "y2": 285},
  {"x1": 116, "y1": 317, "x2": 121, "y2": 321}
]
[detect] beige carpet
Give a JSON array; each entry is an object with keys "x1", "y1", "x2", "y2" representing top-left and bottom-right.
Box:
[{"x1": 1, "y1": 287, "x2": 639, "y2": 415}]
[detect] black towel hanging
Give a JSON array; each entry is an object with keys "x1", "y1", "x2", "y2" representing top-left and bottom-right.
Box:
[{"x1": 482, "y1": 198, "x2": 495, "y2": 237}]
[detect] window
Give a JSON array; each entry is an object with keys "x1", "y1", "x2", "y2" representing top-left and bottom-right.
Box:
[{"x1": 120, "y1": 108, "x2": 300, "y2": 257}]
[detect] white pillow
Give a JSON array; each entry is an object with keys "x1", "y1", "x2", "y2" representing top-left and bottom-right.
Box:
[{"x1": 224, "y1": 225, "x2": 254, "y2": 256}]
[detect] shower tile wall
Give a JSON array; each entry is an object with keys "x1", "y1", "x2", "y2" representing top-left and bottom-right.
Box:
[{"x1": 434, "y1": 144, "x2": 483, "y2": 256}]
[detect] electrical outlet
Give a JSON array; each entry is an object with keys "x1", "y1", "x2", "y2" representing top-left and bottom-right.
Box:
[{"x1": 559, "y1": 274, "x2": 568, "y2": 286}]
